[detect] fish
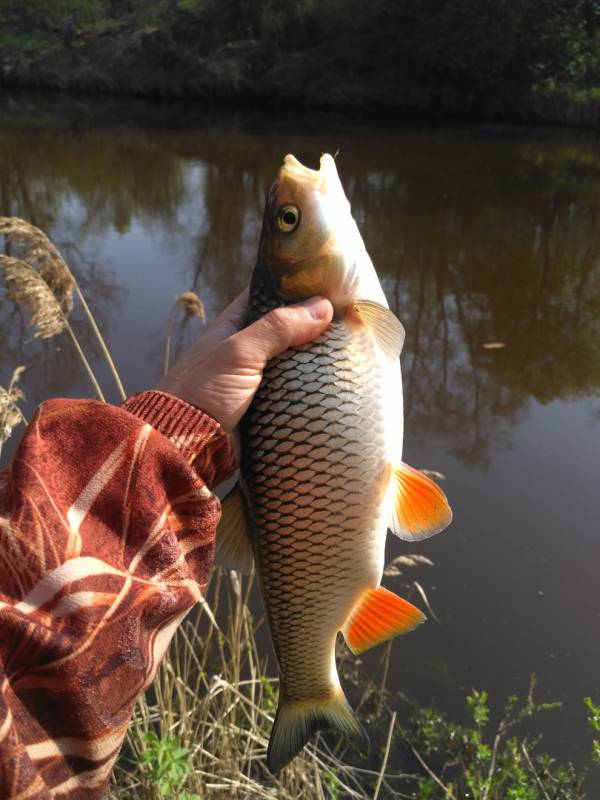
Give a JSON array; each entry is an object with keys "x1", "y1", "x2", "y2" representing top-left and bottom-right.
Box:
[{"x1": 215, "y1": 153, "x2": 452, "y2": 773}]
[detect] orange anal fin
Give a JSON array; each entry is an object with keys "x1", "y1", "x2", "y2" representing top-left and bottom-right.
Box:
[
  {"x1": 389, "y1": 462, "x2": 453, "y2": 541},
  {"x1": 342, "y1": 586, "x2": 425, "y2": 655}
]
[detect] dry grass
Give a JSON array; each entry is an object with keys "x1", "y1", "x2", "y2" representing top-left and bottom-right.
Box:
[
  {"x1": 107, "y1": 567, "x2": 423, "y2": 800},
  {"x1": 0, "y1": 366, "x2": 27, "y2": 461},
  {"x1": 176, "y1": 291, "x2": 206, "y2": 322}
]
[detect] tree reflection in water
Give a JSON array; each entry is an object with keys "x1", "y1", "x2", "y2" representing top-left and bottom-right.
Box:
[{"x1": 0, "y1": 108, "x2": 599, "y2": 469}]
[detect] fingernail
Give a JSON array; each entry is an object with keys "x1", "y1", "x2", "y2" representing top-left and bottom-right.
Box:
[{"x1": 303, "y1": 296, "x2": 330, "y2": 320}]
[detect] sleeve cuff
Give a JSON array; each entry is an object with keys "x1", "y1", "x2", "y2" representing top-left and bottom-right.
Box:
[{"x1": 122, "y1": 390, "x2": 236, "y2": 489}]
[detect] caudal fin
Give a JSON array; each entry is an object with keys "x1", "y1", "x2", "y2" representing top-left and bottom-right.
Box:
[{"x1": 267, "y1": 691, "x2": 369, "y2": 774}]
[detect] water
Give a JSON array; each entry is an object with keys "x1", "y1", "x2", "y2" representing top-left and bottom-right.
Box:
[{"x1": 1, "y1": 95, "x2": 599, "y2": 771}]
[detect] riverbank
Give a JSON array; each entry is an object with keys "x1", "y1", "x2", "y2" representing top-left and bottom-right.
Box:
[{"x1": 0, "y1": 4, "x2": 598, "y2": 128}]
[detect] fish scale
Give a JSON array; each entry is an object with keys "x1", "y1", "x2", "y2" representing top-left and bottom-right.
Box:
[{"x1": 241, "y1": 279, "x2": 390, "y2": 702}]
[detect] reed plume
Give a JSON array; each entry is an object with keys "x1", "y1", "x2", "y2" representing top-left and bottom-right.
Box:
[
  {"x1": 0, "y1": 217, "x2": 75, "y2": 312},
  {"x1": 175, "y1": 291, "x2": 206, "y2": 322},
  {"x1": 0, "y1": 217, "x2": 126, "y2": 400},
  {"x1": 2, "y1": 257, "x2": 68, "y2": 339},
  {"x1": 0, "y1": 366, "x2": 27, "y2": 461},
  {"x1": 163, "y1": 290, "x2": 206, "y2": 375},
  {"x1": 0, "y1": 255, "x2": 105, "y2": 401}
]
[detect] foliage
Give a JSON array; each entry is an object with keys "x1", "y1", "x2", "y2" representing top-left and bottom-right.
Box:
[
  {"x1": 585, "y1": 696, "x2": 600, "y2": 765},
  {"x1": 135, "y1": 731, "x2": 199, "y2": 799},
  {"x1": 401, "y1": 676, "x2": 597, "y2": 799},
  {"x1": 0, "y1": 0, "x2": 597, "y2": 122}
]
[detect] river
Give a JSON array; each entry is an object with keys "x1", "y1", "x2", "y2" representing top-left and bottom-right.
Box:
[{"x1": 0, "y1": 93, "x2": 599, "y2": 776}]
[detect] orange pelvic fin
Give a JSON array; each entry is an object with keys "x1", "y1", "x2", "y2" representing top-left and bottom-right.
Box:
[
  {"x1": 342, "y1": 586, "x2": 426, "y2": 655},
  {"x1": 389, "y1": 462, "x2": 453, "y2": 541}
]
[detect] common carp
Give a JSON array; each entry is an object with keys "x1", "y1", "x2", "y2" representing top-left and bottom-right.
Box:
[{"x1": 216, "y1": 153, "x2": 452, "y2": 773}]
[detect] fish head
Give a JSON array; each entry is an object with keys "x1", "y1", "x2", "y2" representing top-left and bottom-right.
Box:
[{"x1": 258, "y1": 153, "x2": 385, "y2": 310}]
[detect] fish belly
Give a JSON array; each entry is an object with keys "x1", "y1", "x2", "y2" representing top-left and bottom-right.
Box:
[{"x1": 241, "y1": 317, "x2": 391, "y2": 703}]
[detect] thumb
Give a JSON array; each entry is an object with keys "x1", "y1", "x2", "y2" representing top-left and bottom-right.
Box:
[{"x1": 231, "y1": 296, "x2": 334, "y2": 366}]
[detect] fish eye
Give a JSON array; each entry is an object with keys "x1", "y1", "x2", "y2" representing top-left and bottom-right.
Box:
[{"x1": 276, "y1": 204, "x2": 300, "y2": 233}]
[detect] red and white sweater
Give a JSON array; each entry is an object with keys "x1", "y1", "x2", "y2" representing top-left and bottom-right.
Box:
[{"x1": 0, "y1": 391, "x2": 236, "y2": 799}]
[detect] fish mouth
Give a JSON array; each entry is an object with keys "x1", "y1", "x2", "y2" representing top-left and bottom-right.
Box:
[
  {"x1": 281, "y1": 154, "x2": 325, "y2": 189},
  {"x1": 267, "y1": 154, "x2": 345, "y2": 225},
  {"x1": 272, "y1": 153, "x2": 343, "y2": 202}
]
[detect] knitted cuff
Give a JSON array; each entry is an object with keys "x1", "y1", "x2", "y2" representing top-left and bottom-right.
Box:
[{"x1": 122, "y1": 391, "x2": 236, "y2": 488}]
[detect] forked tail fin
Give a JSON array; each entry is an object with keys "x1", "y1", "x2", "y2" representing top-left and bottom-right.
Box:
[{"x1": 267, "y1": 690, "x2": 369, "y2": 774}]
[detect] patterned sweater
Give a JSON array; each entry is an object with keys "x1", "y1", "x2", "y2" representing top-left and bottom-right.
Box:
[{"x1": 0, "y1": 391, "x2": 236, "y2": 799}]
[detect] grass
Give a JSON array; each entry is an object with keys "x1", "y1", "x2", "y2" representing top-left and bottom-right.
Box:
[
  {"x1": 105, "y1": 568, "x2": 412, "y2": 800},
  {"x1": 100, "y1": 564, "x2": 600, "y2": 799},
  {"x1": 2, "y1": 218, "x2": 600, "y2": 798}
]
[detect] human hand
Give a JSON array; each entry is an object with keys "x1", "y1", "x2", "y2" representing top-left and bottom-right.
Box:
[{"x1": 159, "y1": 290, "x2": 333, "y2": 432}]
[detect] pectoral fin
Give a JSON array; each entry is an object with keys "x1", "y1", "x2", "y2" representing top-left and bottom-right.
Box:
[
  {"x1": 342, "y1": 586, "x2": 425, "y2": 655},
  {"x1": 214, "y1": 485, "x2": 254, "y2": 574},
  {"x1": 388, "y1": 462, "x2": 453, "y2": 541},
  {"x1": 352, "y1": 300, "x2": 405, "y2": 359}
]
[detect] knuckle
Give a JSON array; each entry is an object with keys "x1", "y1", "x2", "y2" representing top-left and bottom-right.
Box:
[
  {"x1": 265, "y1": 307, "x2": 296, "y2": 340},
  {"x1": 222, "y1": 337, "x2": 243, "y2": 364}
]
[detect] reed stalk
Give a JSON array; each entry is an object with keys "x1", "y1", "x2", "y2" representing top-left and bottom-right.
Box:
[{"x1": 73, "y1": 285, "x2": 126, "y2": 400}]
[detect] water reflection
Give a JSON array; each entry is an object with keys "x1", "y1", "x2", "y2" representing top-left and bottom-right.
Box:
[{"x1": 2, "y1": 118, "x2": 598, "y2": 466}]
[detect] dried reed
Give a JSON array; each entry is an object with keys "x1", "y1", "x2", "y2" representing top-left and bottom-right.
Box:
[
  {"x1": 2, "y1": 257, "x2": 68, "y2": 339},
  {"x1": 176, "y1": 291, "x2": 206, "y2": 322},
  {"x1": 0, "y1": 256, "x2": 105, "y2": 401},
  {"x1": 163, "y1": 291, "x2": 206, "y2": 376},
  {"x1": 0, "y1": 366, "x2": 27, "y2": 462},
  {"x1": 0, "y1": 217, "x2": 126, "y2": 400},
  {"x1": 0, "y1": 217, "x2": 75, "y2": 311}
]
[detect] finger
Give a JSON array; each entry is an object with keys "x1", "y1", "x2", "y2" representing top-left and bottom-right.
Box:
[
  {"x1": 229, "y1": 296, "x2": 333, "y2": 366},
  {"x1": 196, "y1": 288, "x2": 250, "y2": 349}
]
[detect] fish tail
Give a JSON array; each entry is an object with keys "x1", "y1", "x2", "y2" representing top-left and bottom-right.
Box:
[{"x1": 267, "y1": 689, "x2": 369, "y2": 773}]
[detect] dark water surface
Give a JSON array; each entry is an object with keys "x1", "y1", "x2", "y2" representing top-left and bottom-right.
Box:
[{"x1": 1, "y1": 96, "x2": 599, "y2": 772}]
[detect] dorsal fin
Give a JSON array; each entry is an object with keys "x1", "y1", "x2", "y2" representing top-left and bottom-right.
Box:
[{"x1": 351, "y1": 300, "x2": 405, "y2": 359}]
